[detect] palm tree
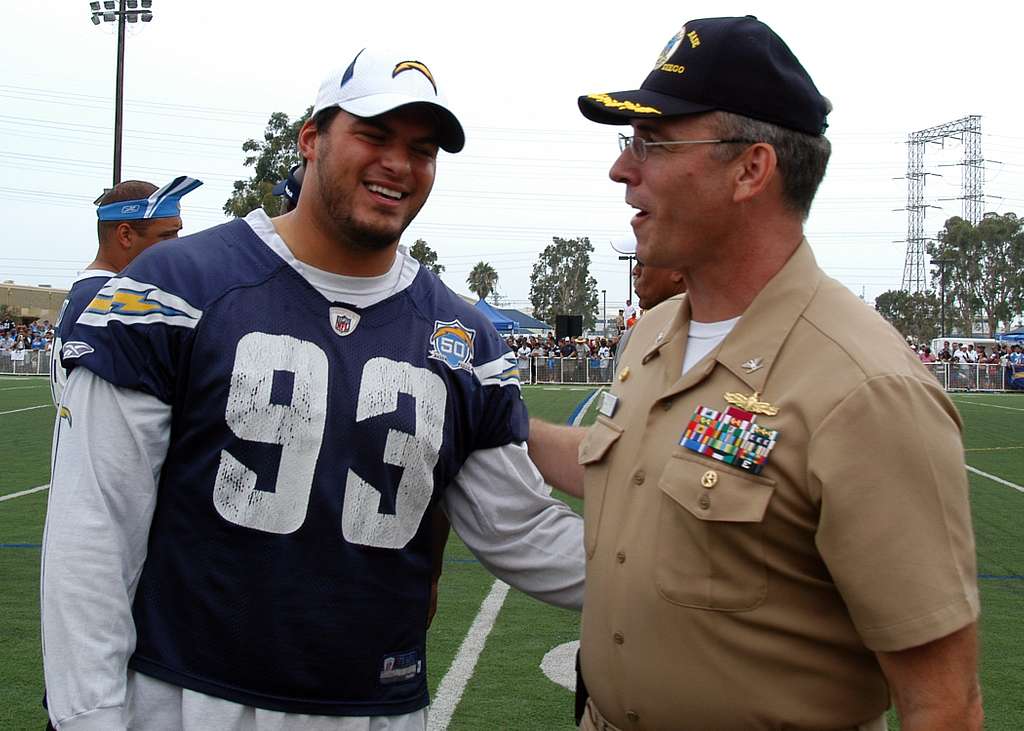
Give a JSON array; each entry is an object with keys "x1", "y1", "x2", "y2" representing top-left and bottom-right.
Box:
[{"x1": 467, "y1": 262, "x2": 499, "y2": 301}]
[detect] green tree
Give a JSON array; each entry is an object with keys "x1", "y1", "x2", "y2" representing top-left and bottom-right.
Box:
[
  {"x1": 874, "y1": 289, "x2": 941, "y2": 342},
  {"x1": 467, "y1": 262, "x2": 498, "y2": 300},
  {"x1": 224, "y1": 108, "x2": 312, "y2": 218},
  {"x1": 409, "y1": 239, "x2": 445, "y2": 275},
  {"x1": 528, "y1": 236, "x2": 600, "y2": 330},
  {"x1": 931, "y1": 213, "x2": 1024, "y2": 336}
]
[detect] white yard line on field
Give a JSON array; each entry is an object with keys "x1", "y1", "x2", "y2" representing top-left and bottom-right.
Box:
[
  {"x1": 952, "y1": 397, "x2": 1024, "y2": 412},
  {"x1": 0, "y1": 484, "x2": 49, "y2": 502},
  {"x1": 966, "y1": 465, "x2": 1024, "y2": 494},
  {"x1": 0, "y1": 404, "x2": 51, "y2": 416},
  {"x1": 428, "y1": 581, "x2": 511, "y2": 730},
  {"x1": 0, "y1": 386, "x2": 42, "y2": 392},
  {"x1": 430, "y1": 388, "x2": 594, "y2": 728},
  {"x1": 575, "y1": 388, "x2": 603, "y2": 422}
]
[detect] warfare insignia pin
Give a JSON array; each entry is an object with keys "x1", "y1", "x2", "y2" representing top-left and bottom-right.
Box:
[
  {"x1": 723, "y1": 391, "x2": 779, "y2": 416},
  {"x1": 329, "y1": 306, "x2": 360, "y2": 337},
  {"x1": 428, "y1": 319, "x2": 475, "y2": 372}
]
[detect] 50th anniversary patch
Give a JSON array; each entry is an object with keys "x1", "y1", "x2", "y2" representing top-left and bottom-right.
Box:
[{"x1": 428, "y1": 319, "x2": 475, "y2": 372}]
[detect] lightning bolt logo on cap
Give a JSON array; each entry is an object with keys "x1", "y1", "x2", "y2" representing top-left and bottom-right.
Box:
[{"x1": 392, "y1": 61, "x2": 437, "y2": 94}]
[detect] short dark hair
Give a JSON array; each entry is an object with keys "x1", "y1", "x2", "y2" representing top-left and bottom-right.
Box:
[
  {"x1": 313, "y1": 106, "x2": 344, "y2": 135},
  {"x1": 709, "y1": 111, "x2": 831, "y2": 220},
  {"x1": 96, "y1": 180, "x2": 160, "y2": 240}
]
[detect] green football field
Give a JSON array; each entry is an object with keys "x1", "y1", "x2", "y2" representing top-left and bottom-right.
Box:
[{"x1": 1, "y1": 377, "x2": 1021, "y2": 729}]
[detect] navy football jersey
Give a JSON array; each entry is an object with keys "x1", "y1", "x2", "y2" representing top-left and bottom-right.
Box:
[
  {"x1": 63, "y1": 219, "x2": 526, "y2": 715},
  {"x1": 50, "y1": 269, "x2": 116, "y2": 405}
]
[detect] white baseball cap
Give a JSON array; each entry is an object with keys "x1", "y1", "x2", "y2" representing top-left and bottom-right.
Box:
[{"x1": 312, "y1": 48, "x2": 465, "y2": 153}]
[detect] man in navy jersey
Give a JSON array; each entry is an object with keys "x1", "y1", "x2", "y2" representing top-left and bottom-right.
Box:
[
  {"x1": 43, "y1": 49, "x2": 584, "y2": 730},
  {"x1": 49, "y1": 176, "x2": 202, "y2": 406}
]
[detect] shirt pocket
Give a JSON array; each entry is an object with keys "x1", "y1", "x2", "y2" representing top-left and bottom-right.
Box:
[
  {"x1": 578, "y1": 416, "x2": 623, "y2": 558},
  {"x1": 655, "y1": 449, "x2": 776, "y2": 611}
]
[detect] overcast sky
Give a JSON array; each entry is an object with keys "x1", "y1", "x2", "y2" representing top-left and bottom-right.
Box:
[{"x1": 2, "y1": 1, "x2": 1021, "y2": 318}]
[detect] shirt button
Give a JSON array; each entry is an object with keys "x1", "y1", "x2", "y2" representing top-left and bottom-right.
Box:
[
  {"x1": 632, "y1": 470, "x2": 646, "y2": 485},
  {"x1": 698, "y1": 493, "x2": 712, "y2": 510},
  {"x1": 626, "y1": 711, "x2": 640, "y2": 723},
  {"x1": 700, "y1": 470, "x2": 718, "y2": 489},
  {"x1": 616, "y1": 551, "x2": 626, "y2": 564},
  {"x1": 613, "y1": 632, "x2": 624, "y2": 645}
]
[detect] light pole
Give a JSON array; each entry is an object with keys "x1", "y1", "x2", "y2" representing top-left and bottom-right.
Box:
[
  {"x1": 618, "y1": 254, "x2": 636, "y2": 305},
  {"x1": 602, "y1": 289, "x2": 607, "y2": 337},
  {"x1": 89, "y1": 0, "x2": 155, "y2": 186},
  {"x1": 932, "y1": 258, "x2": 954, "y2": 339}
]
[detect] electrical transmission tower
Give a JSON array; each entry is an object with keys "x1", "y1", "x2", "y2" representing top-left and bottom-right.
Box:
[{"x1": 901, "y1": 115, "x2": 983, "y2": 292}]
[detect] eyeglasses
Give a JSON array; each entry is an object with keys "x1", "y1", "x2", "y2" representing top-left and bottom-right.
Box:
[{"x1": 618, "y1": 133, "x2": 756, "y2": 162}]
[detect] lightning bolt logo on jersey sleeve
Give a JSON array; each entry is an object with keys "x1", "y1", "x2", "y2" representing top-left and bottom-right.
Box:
[
  {"x1": 78, "y1": 277, "x2": 203, "y2": 328},
  {"x1": 61, "y1": 274, "x2": 204, "y2": 405}
]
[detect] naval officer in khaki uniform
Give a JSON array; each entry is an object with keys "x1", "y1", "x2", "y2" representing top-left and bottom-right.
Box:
[{"x1": 529, "y1": 16, "x2": 981, "y2": 731}]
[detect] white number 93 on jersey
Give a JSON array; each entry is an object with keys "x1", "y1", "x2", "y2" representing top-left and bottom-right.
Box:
[{"x1": 212, "y1": 331, "x2": 447, "y2": 549}]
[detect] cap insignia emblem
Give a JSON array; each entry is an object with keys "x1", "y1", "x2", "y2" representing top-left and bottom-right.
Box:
[{"x1": 654, "y1": 27, "x2": 686, "y2": 69}]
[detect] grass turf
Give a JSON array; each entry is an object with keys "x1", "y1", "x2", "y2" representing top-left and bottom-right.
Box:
[{"x1": 1, "y1": 380, "x2": 1021, "y2": 728}]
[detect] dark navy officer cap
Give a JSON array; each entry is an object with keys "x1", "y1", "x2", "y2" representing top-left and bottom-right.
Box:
[{"x1": 578, "y1": 16, "x2": 830, "y2": 136}]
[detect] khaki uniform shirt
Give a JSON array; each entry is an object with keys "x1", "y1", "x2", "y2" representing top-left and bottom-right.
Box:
[{"x1": 578, "y1": 241, "x2": 979, "y2": 730}]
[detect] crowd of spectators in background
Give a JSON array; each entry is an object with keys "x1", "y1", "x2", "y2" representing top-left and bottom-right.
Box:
[
  {"x1": 916, "y1": 340, "x2": 1023, "y2": 367},
  {"x1": 913, "y1": 339, "x2": 1024, "y2": 391},
  {"x1": 0, "y1": 318, "x2": 54, "y2": 353},
  {"x1": 505, "y1": 333, "x2": 621, "y2": 361}
]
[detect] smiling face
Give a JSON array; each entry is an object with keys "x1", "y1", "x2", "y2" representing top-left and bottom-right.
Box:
[
  {"x1": 609, "y1": 114, "x2": 734, "y2": 270},
  {"x1": 307, "y1": 106, "x2": 439, "y2": 251}
]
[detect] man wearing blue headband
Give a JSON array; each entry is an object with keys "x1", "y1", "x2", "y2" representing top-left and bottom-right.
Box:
[
  {"x1": 42, "y1": 49, "x2": 583, "y2": 731},
  {"x1": 49, "y1": 176, "x2": 202, "y2": 405}
]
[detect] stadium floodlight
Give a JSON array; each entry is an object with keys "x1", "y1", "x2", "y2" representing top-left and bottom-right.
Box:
[{"x1": 88, "y1": 0, "x2": 156, "y2": 187}]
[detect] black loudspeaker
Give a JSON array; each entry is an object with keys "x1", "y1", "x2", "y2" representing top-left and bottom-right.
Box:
[{"x1": 555, "y1": 314, "x2": 583, "y2": 341}]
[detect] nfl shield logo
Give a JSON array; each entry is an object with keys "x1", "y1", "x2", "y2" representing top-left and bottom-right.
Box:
[{"x1": 329, "y1": 306, "x2": 360, "y2": 337}]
